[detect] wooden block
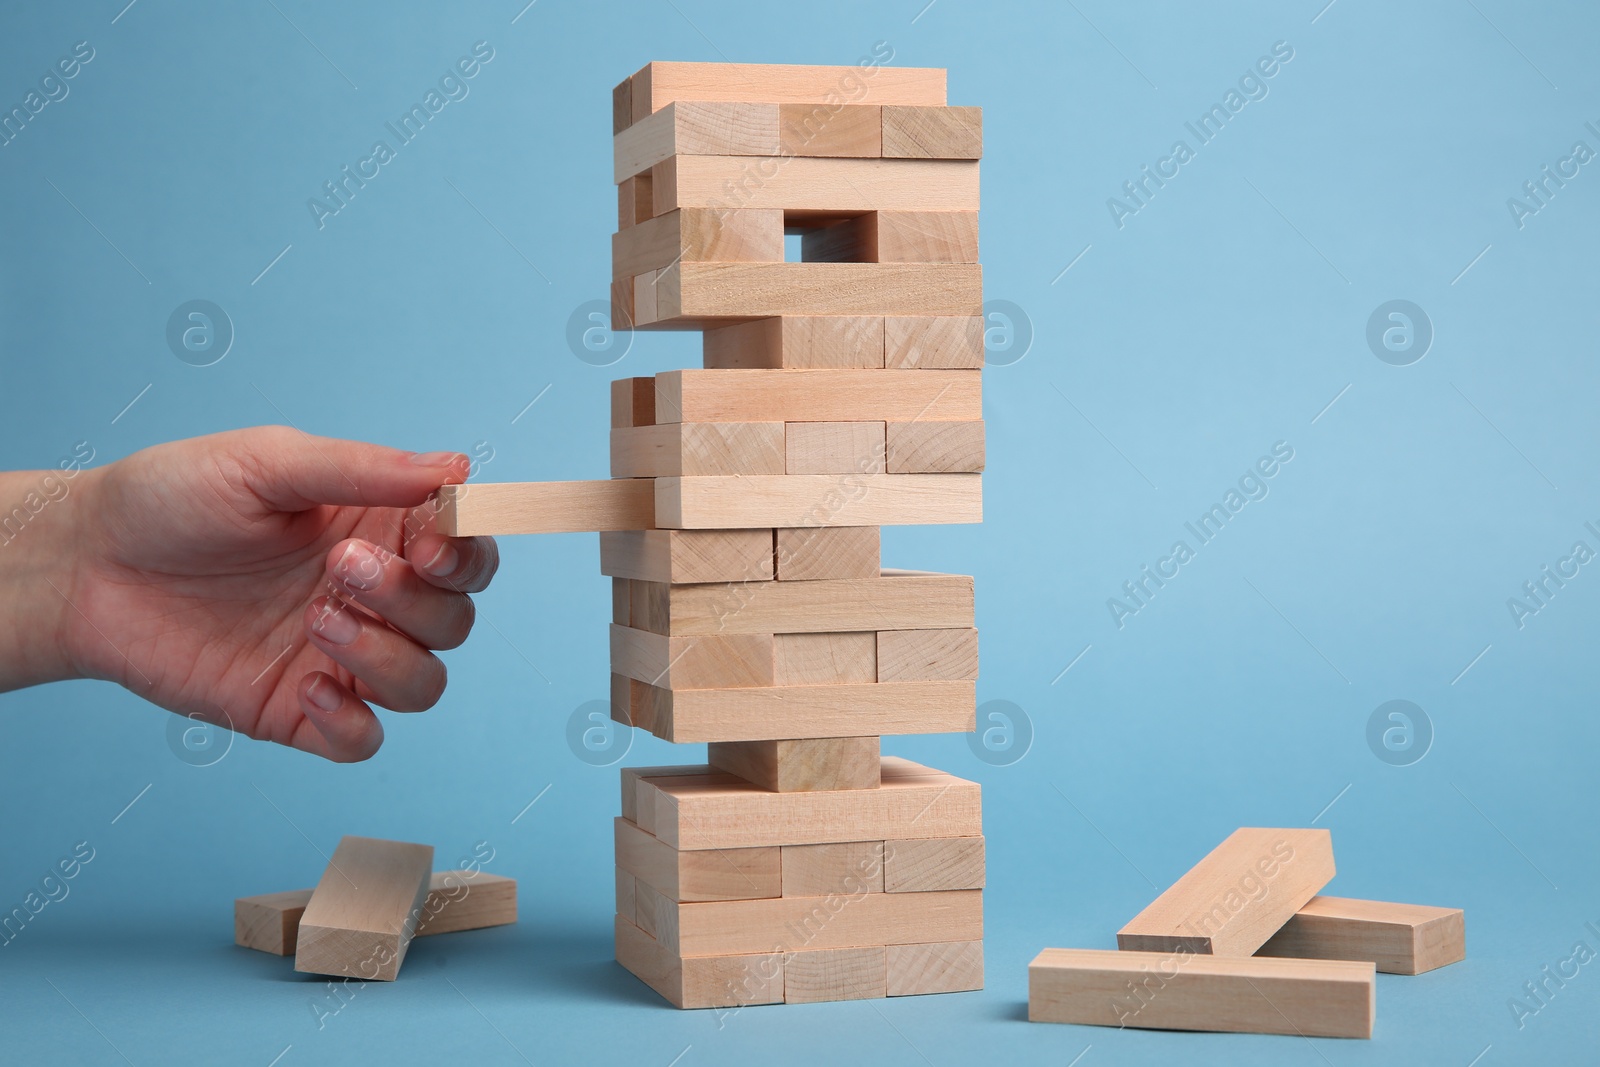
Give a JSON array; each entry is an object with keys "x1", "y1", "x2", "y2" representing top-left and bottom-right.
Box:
[
  {"x1": 885, "y1": 316, "x2": 984, "y2": 369},
  {"x1": 615, "y1": 914, "x2": 784, "y2": 1009},
  {"x1": 235, "y1": 871, "x2": 516, "y2": 956},
  {"x1": 610, "y1": 376, "x2": 656, "y2": 429},
  {"x1": 775, "y1": 526, "x2": 880, "y2": 581},
  {"x1": 614, "y1": 101, "x2": 779, "y2": 182},
  {"x1": 611, "y1": 422, "x2": 785, "y2": 477},
  {"x1": 664, "y1": 888, "x2": 981, "y2": 957},
  {"x1": 615, "y1": 868, "x2": 636, "y2": 924},
  {"x1": 882, "y1": 106, "x2": 982, "y2": 159},
  {"x1": 612, "y1": 208, "x2": 782, "y2": 280},
  {"x1": 872, "y1": 211, "x2": 980, "y2": 263},
  {"x1": 644, "y1": 261, "x2": 982, "y2": 323},
  {"x1": 782, "y1": 841, "x2": 886, "y2": 896},
  {"x1": 1256, "y1": 896, "x2": 1465, "y2": 975},
  {"x1": 798, "y1": 215, "x2": 875, "y2": 263},
  {"x1": 632, "y1": 571, "x2": 972, "y2": 636},
  {"x1": 601, "y1": 529, "x2": 774, "y2": 584},
  {"x1": 884, "y1": 837, "x2": 985, "y2": 892},
  {"x1": 709, "y1": 736, "x2": 881, "y2": 792},
  {"x1": 645, "y1": 756, "x2": 982, "y2": 850},
  {"x1": 785, "y1": 947, "x2": 887, "y2": 1003},
  {"x1": 612, "y1": 577, "x2": 631, "y2": 625},
  {"x1": 703, "y1": 316, "x2": 885, "y2": 370},
  {"x1": 774, "y1": 632, "x2": 877, "y2": 684},
  {"x1": 612, "y1": 76, "x2": 632, "y2": 135},
  {"x1": 886, "y1": 421, "x2": 985, "y2": 473},
  {"x1": 629, "y1": 62, "x2": 946, "y2": 114},
  {"x1": 1117, "y1": 828, "x2": 1336, "y2": 957},
  {"x1": 617, "y1": 173, "x2": 653, "y2": 229},
  {"x1": 1027, "y1": 948, "x2": 1375, "y2": 1038},
  {"x1": 632, "y1": 878, "x2": 669, "y2": 939},
  {"x1": 621, "y1": 764, "x2": 723, "y2": 827},
  {"x1": 877, "y1": 628, "x2": 979, "y2": 682},
  {"x1": 658, "y1": 369, "x2": 979, "y2": 424},
  {"x1": 610, "y1": 624, "x2": 774, "y2": 689},
  {"x1": 433, "y1": 481, "x2": 654, "y2": 536},
  {"x1": 785, "y1": 422, "x2": 885, "y2": 475},
  {"x1": 639, "y1": 678, "x2": 975, "y2": 743},
  {"x1": 888, "y1": 940, "x2": 983, "y2": 996},
  {"x1": 657, "y1": 473, "x2": 980, "y2": 530},
  {"x1": 615, "y1": 817, "x2": 781, "y2": 902},
  {"x1": 293, "y1": 836, "x2": 433, "y2": 981},
  {"x1": 655, "y1": 156, "x2": 977, "y2": 214},
  {"x1": 610, "y1": 671, "x2": 653, "y2": 731},
  {"x1": 610, "y1": 275, "x2": 633, "y2": 330},
  {"x1": 779, "y1": 103, "x2": 881, "y2": 156}
]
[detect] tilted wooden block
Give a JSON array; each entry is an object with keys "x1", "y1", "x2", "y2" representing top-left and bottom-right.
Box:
[
  {"x1": 629, "y1": 571, "x2": 973, "y2": 635},
  {"x1": 774, "y1": 632, "x2": 877, "y2": 684},
  {"x1": 877, "y1": 628, "x2": 979, "y2": 682},
  {"x1": 664, "y1": 888, "x2": 981, "y2": 957},
  {"x1": 1256, "y1": 896, "x2": 1465, "y2": 975},
  {"x1": 873, "y1": 211, "x2": 980, "y2": 263},
  {"x1": 625, "y1": 62, "x2": 946, "y2": 121},
  {"x1": 616, "y1": 914, "x2": 785, "y2": 1009},
  {"x1": 885, "y1": 316, "x2": 985, "y2": 369},
  {"x1": 235, "y1": 871, "x2": 517, "y2": 956},
  {"x1": 611, "y1": 376, "x2": 656, "y2": 429},
  {"x1": 785, "y1": 947, "x2": 888, "y2": 1003},
  {"x1": 642, "y1": 757, "x2": 982, "y2": 850},
  {"x1": 610, "y1": 624, "x2": 775, "y2": 689},
  {"x1": 600, "y1": 528, "x2": 774, "y2": 585},
  {"x1": 653, "y1": 156, "x2": 977, "y2": 215},
  {"x1": 433, "y1": 481, "x2": 654, "y2": 536},
  {"x1": 614, "y1": 102, "x2": 780, "y2": 182},
  {"x1": 638, "y1": 261, "x2": 982, "y2": 324},
  {"x1": 658, "y1": 368, "x2": 980, "y2": 424},
  {"x1": 656, "y1": 473, "x2": 981, "y2": 529},
  {"x1": 1028, "y1": 948, "x2": 1375, "y2": 1038},
  {"x1": 708, "y1": 736, "x2": 881, "y2": 793},
  {"x1": 1117, "y1": 828, "x2": 1336, "y2": 957},
  {"x1": 782, "y1": 841, "x2": 886, "y2": 896},
  {"x1": 888, "y1": 940, "x2": 983, "y2": 996},
  {"x1": 884, "y1": 837, "x2": 985, "y2": 892},
  {"x1": 785, "y1": 421, "x2": 886, "y2": 475},
  {"x1": 615, "y1": 817, "x2": 781, "y2": 902},
  {"x1": 611, "y1": 422, "x2": 785, "y2": 477},
  {"x1": 779, "y1": 103, "x2": 881, "y2": 157},
  {"x1": 775, "y1": 526, "x2": 881, "y2": 581},
  {"x1": 612, "y1": 208, "x2": 782, "y2": 280},
  {"x1": 702, "y1": 316, "x2": 885, "y2": 370},
  {"x1": 886, "y1": 421, "x2": 985, "y2": 473},
  {"x1": 626, "y1": 678, "x2": 976, "y2": 743},
  {"x1": 882, "y1": 106, "x2": 983, "y2": 159},
  {"x1": 293, "y1": 836, "x2": 434, "y2": 981}
]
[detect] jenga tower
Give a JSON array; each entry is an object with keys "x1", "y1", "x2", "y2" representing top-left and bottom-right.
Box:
[{"x1": 607, "y1": 61, "x2": 986, "y2": 1008}]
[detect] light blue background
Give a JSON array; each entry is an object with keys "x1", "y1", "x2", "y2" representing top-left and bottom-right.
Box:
[{"x1": 2, "y1": 1, "x2": 1596, "y2": 1063}]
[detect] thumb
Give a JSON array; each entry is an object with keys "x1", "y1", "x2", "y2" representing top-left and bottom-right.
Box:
[{"x1": 229, "y1": 426, "x2": 469, "y2": 512}]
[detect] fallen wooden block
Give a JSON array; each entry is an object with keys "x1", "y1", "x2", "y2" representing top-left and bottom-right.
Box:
[
  {"x1": 614, "y1": 817, "x2": 781, "y2": 902},
  {"x1": 877, "y1": 628, "x2": 979, "y2": 682},
  {"x1": 235, "y1": 870, "x2": 518, "y2": 956},
  {"x1": 708, "y1": 736, "x2": 881, "y2": 792},
  {"x1": 702, "y1": 316, "x2": 885, "y2": 370},
  {"x1": 663, "y1": 888, "x2": 982, "y2": 957},
  {"x1": 886, "y1": 421, "x2": 985, "y2": 473},
  {"x1": 611, "y1": 207, "x2": 782, "y2": 279},
  {"x1": 610, "y1": 624, "x2": 774, "y2": 689},
  {"x1": 653, "y1": 156, "x2": 978, "y2": 215},
  {"x1": 622, "y1": 62, "x2": 947, "y2": 125},
  {"x1": 614, "y1": 102, "x2": 780, "y2": 182},
  {"x1": 628, "y1": 571, "x2": 973, "y2": 635},
  {"x1": 600, "y1": 528, "x2": 774, "y2": 584},
  {"x1": 623, "y1": 678, "x2": 976, "y2": 743},
  {"x1": 888, "y1": 940, "x2": 983, "y2": 996},
  {"x1": 884, "y1": 837, "x2": 985, "y2": 892},
  {"x1": 611, "y1": 422, "x2": 785, "y2": 477},
  {"x1": 635, "y1": 261, "x2": 983, "y2": 324},
  {"x1": 882, "y1": 105, "x2": 983, "y2": 159},
  {"x1": 1028, "y1": 948, "x2": 1375, "y2": 1038},
  {"x1": 293, "y1": 836, "x2": 434, "y2": 981},
  {"x1": 885, "y1": 316, "x2": 985, "y2": 369},
  {"x1": 775, "y1": 526, "x2": 881, "y2": 581},
  {"x1": 1256, "y1": 895, "x2": 1465, "y2": 975},
  {"x1": 656, "y1": 473, "x2": 981, "y2": 529},
  {"x1": 785, "y1": 421, "x2": 886, "y2": 475},
  {"x1": 433, "y1": 480, "x2": 655, "y2": 536},
  {"x1": 1117, "y1": 828, "x2": 1336, "y2": 957},
  {"x1": 615, "y1": 914, "x2": 784, "y2": 1009}
]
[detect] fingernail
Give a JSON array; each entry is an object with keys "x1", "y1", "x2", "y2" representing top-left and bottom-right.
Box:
[
  {"x1": 335, "y1": 542, "x2": 383, "y2": 591},
  {"x1": 422, "y1": 541, "x2": 459, "y2": 578},
  {"x1": 310, "y1": 598, "x2": 360, "y2": 645},
  {"x1": 410, "y1": 451, "x2": 466, "y2": 469},
  {"x1": 306, "y1": 675, "x2": 342, "y2": 713}
]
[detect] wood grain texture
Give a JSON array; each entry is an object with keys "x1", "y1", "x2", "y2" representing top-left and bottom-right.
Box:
[
  {"x1": 615, "y1": 868, "x2": 636, "y2": 924},
  {"x1": 293, "y1": 836, "x2": 434, "y2": 981},
  {"x1": 709, "y1": 736, "x2": 881, "y2": 792},
  {"x1": 434, "y1": 480, "x2": 654, "y2": 536},
  {"x1": 775, "y1": 526, "x2": 880, "y2": 581},
  {"x1": 876, "y1": 628, "x2": 979, "y2": 682},
  {"x1": 882, "y1": 106, "x2": 983, "y2": 159},
  {"x1": 656, "y1": 473, "x2": 982, "y2": 529},
  {"x1": 615, "y1": 914, "x2": 785, "y2": 1009},
  {"x1": 702, "y1": 316, "x2": 885, "y2": 370},
  {"x1": 612, "y1": 76, "x2": 633, "y2": 135},
  {"x1": 884, "y1": 837, "x2": 985, "y2": 892},
  {"x1": 611, "y1": 422, "x2": 785, "y2": 477},
  {"x1": 636, "y1": 678, "x2": 976, "y2": 743},
  {"x1": 629, "y1": 61, "x2": 946, "y2": 114},
  {"x1": 1256, "y1": 896, "x2": 1465, "y2": 975},
  {"x1": 665, "y1": 889, "x2": 981, "y2": 957},
  {"x1": 612, "y1": 208, "x2": 782, "y2": 279},
  {"x1": 785, "y1": 421, "x2": 886, "y2": 474},
  {"x1": 644, "y1": 261, "x2": 983, "y2": 323},
  {"x1": 774, "y1": 631, "x2": 877, "y2": 684},
  {"x1": 600, "y1": 528, "x2": 774, "y2": 584},
  {"x1": 630, "y1": 571, "x2": 973, "y2": 636},
  {"x1": 782, "y1": 841, "x2": 886, "y2": 896},
  {"x1": 1117, "y1": 828, "x2": 1336, "y2": 957},
  {"x1": 885, "y1": 316, "x2": 985, "y2": 369},
  {"x1": 655, "y1": 156, "x2": 976, "y2": 214},
  {"x1": 614, "y1": 102, "x2": 780, "y2": 182},
  {"x1": 617, "y1": 174, "x2": 653, "y2": 230},
  {"x1": 873, "y1": 211, "x2": 980, "y2": 262},
  {"x1": 887, "y1": 940, "x2": 983, "y2": 996},
  {"x1": 615, "y1": 817, "x2": 781, "y2": 902},
  {"x1": 1028, "y1": 948, "x2": 1374, "y2": 1038},
  {"x1": 642, "y1": 757, "x2": 981, "y2": 850},
  {"x1": 886, "y1": 421, "x2": 985, "y2": 473},
  {"x1": 610, "y1": 624, "x2": 775, "y2": 689},
  {"x1": 657, "y1": 368, "x2": 980, "y2": 424},
  {"x1": 610, "y1": 376, "x2": 656, "y2": 429},
  {"x1": 785, "y1": 947, "x2": 888, "y2": 1003},
  {"x1": 779, "y1": 103, "x2": 882, "y2": 157}
]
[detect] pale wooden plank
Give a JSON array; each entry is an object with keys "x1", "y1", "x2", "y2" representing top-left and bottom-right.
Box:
[
  {"x1": 1256, "y1": 895, "x2": 1465, "y2": 975},
  {"x1": 876, "y1": 628, "x2": 979, "y2": 682},
  {"x1": 614, "y1": 817, "x2": 781, "y2": 902},
  {"x1": 778, "y1": 103, "x2": 882, "y2": 157},
  {"x1": 599, "y1": 528, "x2": 773, "y2": 584},
  {"x1": 708, "y1": 736, "x2": 881, "y2": 792},
  {"x1": 702, "y1": 316, "x2": 885, "y2": 370},
  {"x1": 293, "y1": 836, "x2": 434, "y2": 980},
  {"x1": 887, "y1": 940, "x2": 983, "y2": 996},
  {"x1": 881, "y1": 106, "x2": 983, "y2": 159},
  {"x1": 657, "y1": 368, "x2": 979, "y2": 424},
  {"x1": 612, "y1": 207, "x2": 782, "y2": 279},
  {"x1": 644, "y1": 260, "x2": 982, "y2": 323},
  {"x1": 785, "y1": 421, "x2": 886, "y2": 475},
  {"x1": 665, "y1": 889, "x2": 982, "y2": 957},
  {"x1": 632, "y1": 61, "x2": 946, "y2": 113},
  {"x1": 782, "y1": 841, "x2": 886, "y2": 896},
  {"x1": 884, "y1": 837, "x2": 985, "y2": 892},
  {"x1": 610, "y1": 624, "x2": 774, "y2": 689},
  {"x1": 885, "y1": 316, "x2": 984, "y2": 369},
  {"x1": 636, "y1": 678, "x2": 975, "y2": 743},
  {"x1": 614, "y1": 914, "x2": 784, "y2": 1009},
  {"x1": 655, "y1": 156, "x2": 976, "y2": 214},
  {"x1": 775, "y1": 526, "x2": 880, "y2": 581},
  {"x1": 433, "y1": 481, "x2": 654, "y2": 536},
  {"x1": 656, "y1": 473, "x2": 981, "y2": 529},
  {"x1": 610, "y1": 422, "x2": 785, "y2": 477},
  {"x1": 785, "y1": 947, "x2": 888, "y2": 1003},
  {"x1": 630, "y1": 571, "x2": 973, "y2": 636},
  {"x1": 886, "y1": 421, "x2": 985, "y2": 473},
  {"x1": 614, "y1": 102, "x2": 780, "y2": 182}
]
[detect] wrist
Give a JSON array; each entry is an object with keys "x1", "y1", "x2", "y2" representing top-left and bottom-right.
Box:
[{"x1": 0, "y1": 463, "x2": 101, "y2": 690}]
